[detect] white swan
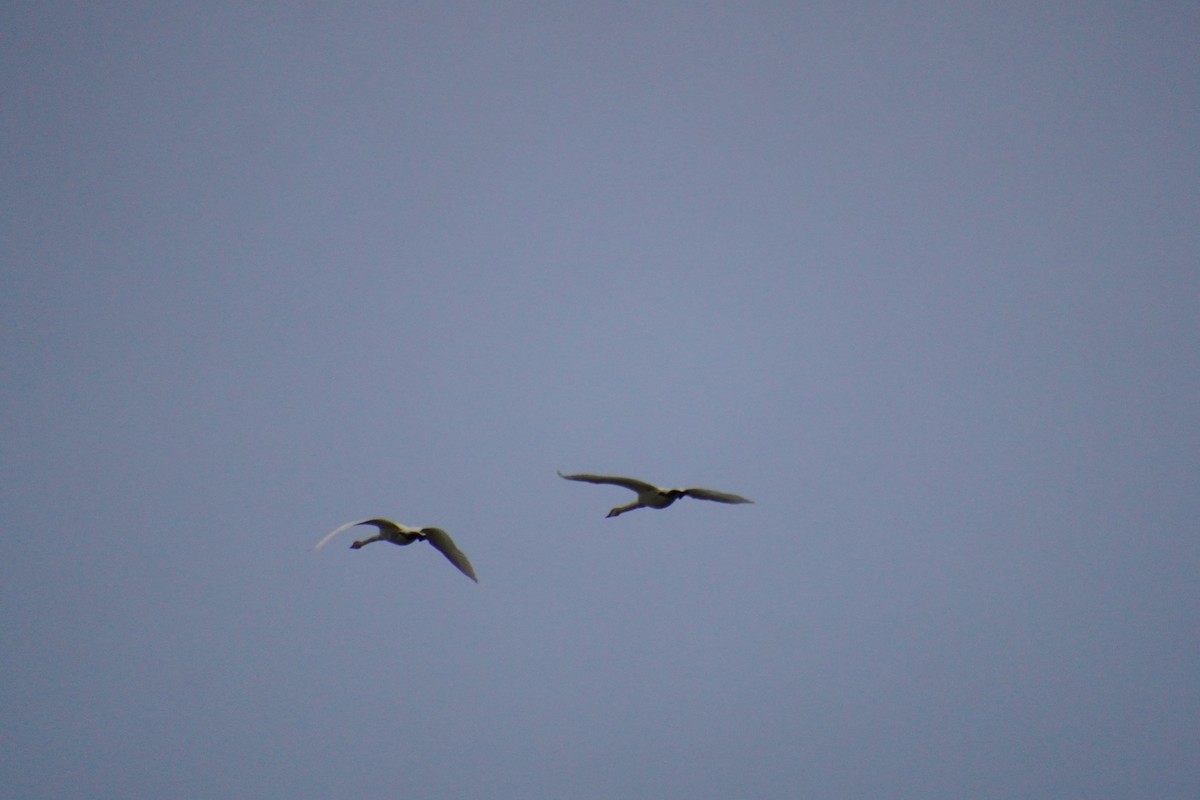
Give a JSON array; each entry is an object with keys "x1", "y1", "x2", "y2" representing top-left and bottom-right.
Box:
[
  {"x1": 558, "y1": 471, "x2": 754, "y2": 517},
  {"x1": 312, "y1": 518, "x2": 478, "y2": 582}
]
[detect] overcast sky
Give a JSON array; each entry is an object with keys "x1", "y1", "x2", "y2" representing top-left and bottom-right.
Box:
[{"x1": 3, "y1": 3, "x2": 1198, "y2": 798}]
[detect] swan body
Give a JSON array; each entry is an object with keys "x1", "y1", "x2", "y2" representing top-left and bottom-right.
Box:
[
  {"x1": 558, "y1": 471, "x2": 753, "y2": 517},
  {"x1": 312, "y1": 518, "x2": 478, "y2": 582}
]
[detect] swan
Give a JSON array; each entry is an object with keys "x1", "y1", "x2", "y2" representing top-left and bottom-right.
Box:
[
  {"x1": 558, "y1": 471, "x2": 754, "y2": 517},
  {"x1": 312, "y1": 518, "x2": 478, "y2": 582}
]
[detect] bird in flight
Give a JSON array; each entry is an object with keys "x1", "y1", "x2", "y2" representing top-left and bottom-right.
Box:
[
  {"x1": 312, "y1": 518, "x2": 478, "y2": 582},
  {"x1": 558, "y1": 471, "x2": 754, "y2": 517}
]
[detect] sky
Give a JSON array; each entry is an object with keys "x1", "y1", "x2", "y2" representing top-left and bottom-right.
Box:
[{"x1": 2, "y1": 2, "x2": 1198, "y2": 797}]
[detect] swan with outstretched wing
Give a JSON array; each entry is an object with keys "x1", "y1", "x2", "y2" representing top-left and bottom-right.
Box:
[
  {"x1": 312, "y1": 518, "x2": 477, "y2": 582},
  {"x1": 558, "y1": 471, "x2": 753, "y2": 517}
]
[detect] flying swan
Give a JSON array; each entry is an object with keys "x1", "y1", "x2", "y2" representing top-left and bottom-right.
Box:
[
  {"x1": 558, "y1": 471, "x2": 754, "y2": 517},
  {"x1": 312, "y1": 518, "x2": 478, "y2": 582}
]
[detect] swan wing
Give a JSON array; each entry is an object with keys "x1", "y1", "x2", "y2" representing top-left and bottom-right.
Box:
[
  {"x1": 682, "y1": 488, "x2": 754, "y2": 505},
  {"x1": 557, "y1": 471, "x2": 658, "y2": 494},
  {"x1": 311, "y1": 518, "x2": 401, "y2": 551},
  {"x1": 420, "y1": 527, "x2": 479, "y2": 582}
]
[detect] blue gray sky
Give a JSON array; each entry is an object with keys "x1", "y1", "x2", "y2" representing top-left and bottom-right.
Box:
[{"x1": 3, "y1": 3, "x2": 1198, "y2": 797}]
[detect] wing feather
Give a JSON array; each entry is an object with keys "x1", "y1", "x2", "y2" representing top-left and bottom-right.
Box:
[
  {"x1": 311, "y1": 518, "x2": 399, "y2": 551},
  {"x1": 312, "y1": 519, "x2": 371, "y2": 552},
  {"x1": 681, "y1": 488, "x2": 754, "y2": 504},
  {"x1": 557, "y1": 471, "x2": 658, "y2": 494},
  {"x1": 420, "y1": 527, "x2": 479, "y2": 583}
]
